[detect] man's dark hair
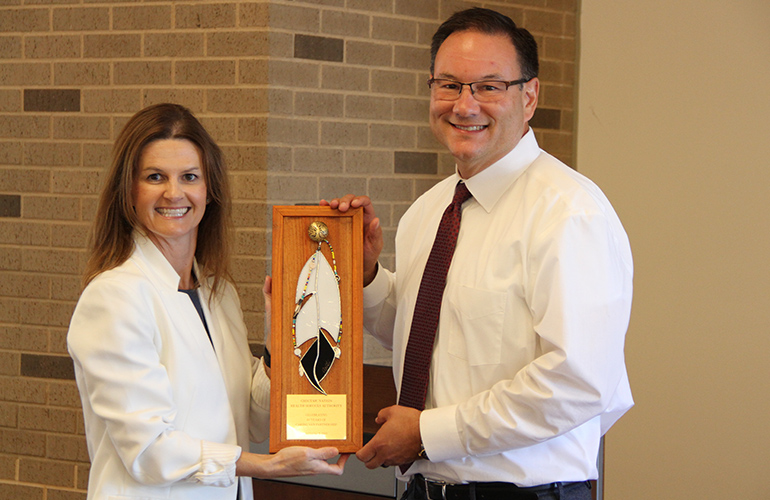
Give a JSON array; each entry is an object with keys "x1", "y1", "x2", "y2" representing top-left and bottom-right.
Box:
[{"x1": 430, "y1": 7, "x2": 539, "y2": 81}]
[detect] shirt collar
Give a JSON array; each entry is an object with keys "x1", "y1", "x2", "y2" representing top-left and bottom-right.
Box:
[
  {"x1": 133, "y1": 231, "x2": 200, "y2": 291},
  {"x1": 461, "y1": 128, "x2": 542, "y2": 213}
]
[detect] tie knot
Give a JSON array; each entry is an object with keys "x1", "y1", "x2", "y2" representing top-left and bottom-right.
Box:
[{"x1": 453, "y1": 181, "x2": 472, "y2": 206}]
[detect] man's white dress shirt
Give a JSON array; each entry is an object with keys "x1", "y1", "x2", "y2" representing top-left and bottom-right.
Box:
[{"x1": 363, "y1": 129, "x2": 634, "y2": 487}]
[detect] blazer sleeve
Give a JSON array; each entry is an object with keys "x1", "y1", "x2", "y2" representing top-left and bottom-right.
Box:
[{"x1": 68, "y1": 275, "x2": 241, "y2": 487}]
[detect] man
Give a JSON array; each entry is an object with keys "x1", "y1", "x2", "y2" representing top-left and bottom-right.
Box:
[{"x1": 327, "y1": 8, "x2": 633, "y2": 500}]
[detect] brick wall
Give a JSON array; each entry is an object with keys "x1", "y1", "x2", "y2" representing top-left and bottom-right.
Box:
[{"x1": 0, "y1": 0, "x2": 577, "y2": 497}]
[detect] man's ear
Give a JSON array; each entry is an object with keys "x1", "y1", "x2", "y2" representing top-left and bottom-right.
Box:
[{"x1": 522, "y1": 77, "x2": 540, "y2": 122}]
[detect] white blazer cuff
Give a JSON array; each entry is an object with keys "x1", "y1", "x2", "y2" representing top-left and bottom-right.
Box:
[{"x1": 193, "y1": 441, "x2": 241, "y2": 487}]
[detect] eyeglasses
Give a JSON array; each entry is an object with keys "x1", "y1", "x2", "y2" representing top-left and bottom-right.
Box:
[{"x1": 427, "y1": 77, "x2": 532, "y2": 103}]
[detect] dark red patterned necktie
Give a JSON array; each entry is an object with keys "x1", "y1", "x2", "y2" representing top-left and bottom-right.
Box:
[{"x1": 397, "y1": 182, "x2": 472, "y2": 470}]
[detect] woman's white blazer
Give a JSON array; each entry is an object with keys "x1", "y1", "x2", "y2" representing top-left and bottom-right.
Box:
[{"x1": 68, "y1": 233, "x2": 269, "y2": 500}]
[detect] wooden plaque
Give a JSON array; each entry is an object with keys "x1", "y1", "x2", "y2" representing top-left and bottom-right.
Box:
[{"x1": 270, "y1": 205, "x2": 363, "y2": 453}]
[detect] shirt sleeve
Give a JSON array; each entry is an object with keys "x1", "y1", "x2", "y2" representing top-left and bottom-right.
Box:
[
  {"x1": 362, "y1": 262, "x2": 398, "y2": 351},
  {"x1": 68, "y1": 277, "x2": 242, "y2": 487},
  {"x1": 248, "y1": 355, "x2": 271, "y2": 443},
  {"x1": 422, "y1": 210, "x2": 633, "y2": 462}
]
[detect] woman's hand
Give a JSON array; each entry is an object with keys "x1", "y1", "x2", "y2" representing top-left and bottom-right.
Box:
[{"x1": 236, "y1": 447, "x2": 349, "y2": 479}]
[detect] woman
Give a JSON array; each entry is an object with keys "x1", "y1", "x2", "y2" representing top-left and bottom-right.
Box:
[{"x1": 67, "y1": 103, "x2": 347, "y2": 500}]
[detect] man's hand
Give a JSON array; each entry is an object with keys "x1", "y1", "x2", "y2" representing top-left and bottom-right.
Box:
[
  {"x1": 322, "y1": 195, "x2": 383, "y2": 286},
  {"x1": 355, "y1": 405, "x2": 422, "y2": 469}
]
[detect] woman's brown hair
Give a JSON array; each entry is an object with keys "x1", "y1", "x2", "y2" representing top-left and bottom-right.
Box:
[{"x1": 83, "y1": 103, "x2": 232, "y2": 297}]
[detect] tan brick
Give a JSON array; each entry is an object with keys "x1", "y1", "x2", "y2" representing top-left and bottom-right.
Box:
[
  {"x1": 239, "y1": 58, "x2": 270, "y2": 85},
  {"x1": 114, "y1": 61, "x2": 172, "y2": 86},
  {"x1": 372, "y1": 16, "x2": 418, "y2": 43},
  {"x1": 0, "y1": 8, "x2": 50, "y2": 32},
  {"x1": 50, "y1": 328, "x2": 72, "y2": 355},
  {"x1": 0, "y1": 271, "x2": 49, "y2": 299},
  {"x1": 81, "y1": 196, "x2": 98, "y2": 222},
  {"x1": 395, "y1": 0, "x2": 439, "y2": 18},
  {"x1": 268, "y1": 4, "x2": 319, "y2": 32},
  {"x1": 524, "y1": 9, "x2": 565, "y2": 35},
  {"x1": 321, "y1": 65, "x2": 369, "y2": 92},
  {"x1": 371, "y1": 123, "x2": 416, "y2": 148},
  {"x1": 19, "y1": 457, "x2": 75, "y2": 487},
  {"x1": 207, "y1": 88, "x2": 268, "y2": 114},
  {"x1": 0, "y1": 429, "x2": 45, "y2": 457},
  {"x1": 0, "y1": 401, "x2": 17, "y2": 426},
  {"x1": 82, "y1": 142, "x2": 110, "y2": 168},
  {"x1": 24, "y1": 142, "x2": 80, "y2": 167},
  {"x1": 371, "y1": 69, "x2": 418, "y2": 96},
  {"x1": 319, "y1": 175, "x2": 367, "y2": 202},
  {"x1": 417, "y1": 125, "x2": 442, "y2": 149},
  {"x1": 230, "y1": 200, "x2": 269, "y2": 228},
  {"x1": 347, "y1": 0, "x2": 391, "y2": 14},
  {"x1": 345, "y1": 95, "x2": 393, "y2": 120},
  {"x1": 53, "y1": 116, "x2": 110, "y2": 140},
  {"x1": 82, "y1": 89, "x2": 140, "y2": 114},
  {"x1": 52, "y1": 169, "x2": 103, "y2": 195},
  {"x1": 264, "y1": 117, "x2": 316, "y2": 145},
  {"x1": 540, "y1": 82, "x2": 574, "y2": 108},
  {"x1": 264, "y1": 174, "x2": 317, "y2": 203},
  {"x1": 142, "y1": 88, "x2": 205, "y2": 112},
  {"x1": 23, "y1": 248, "x2": 82, "y2": 274},
  {"x1": 83, "y1": 34, "x2": 141, "y2": 58},
  {"x1": 0, "y1": 219, "x2": 51, "y2": 246},
  {"x1": 175, "y1": 60, "x2": 236, "y2": 86},
  {"x1": 0, "y1": 377, "x2": 47, "y2": 404},
  {"x1": 113, "y1": 4, "x2": 172, "y2": 30},
  {"x1": 0, "y1": 483, "x2": 44, "y2": 500},
  {"x1": 46, "y1": 434, "x2": 89, "y2": 462},
  {"x1": 230, "y1": 172, "x2": 267, "y2": 200},
  {"x1": 175, "y1": 3, "x2": 236, "y2": 29},
  {"x1": 75, "y1": 463, "x2": 89, "y2": 489},
  {"x1": 54, "y1": 62, "x2": 109, "y2": 86},
  {"x1": 0, "y1": 35, "x2": 22, "y2": 59},
  {"x1": 320, "y1": 121, "x2": 367, "y2": 147},
  {"x1": 52, "y1": 6, "x2": 109, "y2": 31},
  {"x1": 229, "y1": 257, "x2": 264, "y2": 287},
  {"x1": 239, "y1": 2, "x2": 269, "y2": 27},
  {"x1": 0, "y1": 352, "x2": 19, "y2": 376},
  {"x1": 0, "y1": 297, "x2": 21, "y2": 323},
  {"x1": 145, "y1": 32, "x2": 204, "y2": 58},
  {"x1": 293, "y1": 147, "x2": 343, "y2": 173},
  {"x1": 322, "y1": 10, "x2": 369, "y2": 38},
  {"x1": 23, "y1": 196, "x2": 80, "y2": 221},
  {"x1": 50, "y1": 223, "x2": 89, "y2": 249},
  {"x1": 221, "y1": 145, "x2": 268, "y2": 172},
  {"x1": 265, "y1": 59, "x2": 317, "y2": 88},
  {"x1": 0, "y1": 115, "x2": 49, "y2": 139},
  {"x1": 0, "y1": 324, "x2": 46, "y2": 351},
  {"x1": 0, "y1": 62, "x2": 50, "y2": 86},
  {"x1": 0, "y1": 140, "x2": 22, "y2": 163},
  {"x1": 0, "y1": 247, "x2": 22, "y2": 271},
  {"x1": 47, "y1": 381, "x2": 82, "y2": 408},
  {"x1": 394, "y1": 45, "x2": 430, "y2": 71},
  {"x1": 345, "y1": 149, "x2": 392, "y2": 175},
  {"x1": 48, "y1": 488, "x2": 87, "y2": 500},
  {"x1": 19, "y1": 406, "x2": 77, "y2": 433},
  {"x1": 50, "y1": 275, "x2": 82, "y2": 302},
  {"x1": 542, "y1": 35, "x2": 576, "y2": 61},
  {"x1": 369, "y1": 177, "x2": 414, "y2": 201},
  {"x1": 0, "y1": 167, "x2": 50, "y2": 192},
  {"x1": 21, "y1": 300, "x2": 78, "y2": 328},
  {"x1": 294, "y1": 91, "x2": 344, "y2": 118},
  {"x1": 208, "y1": 31, "x2": 270, "y2": 57},
  {"x1": 394, "y1": 96, "x2": 429, "y2": 122},
  {"x1": 195, "y1": 116, "x2": 237, "y2": 143},
  {"x1": 235, "y1": 229, "x2": 267, "y2": 257}
]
